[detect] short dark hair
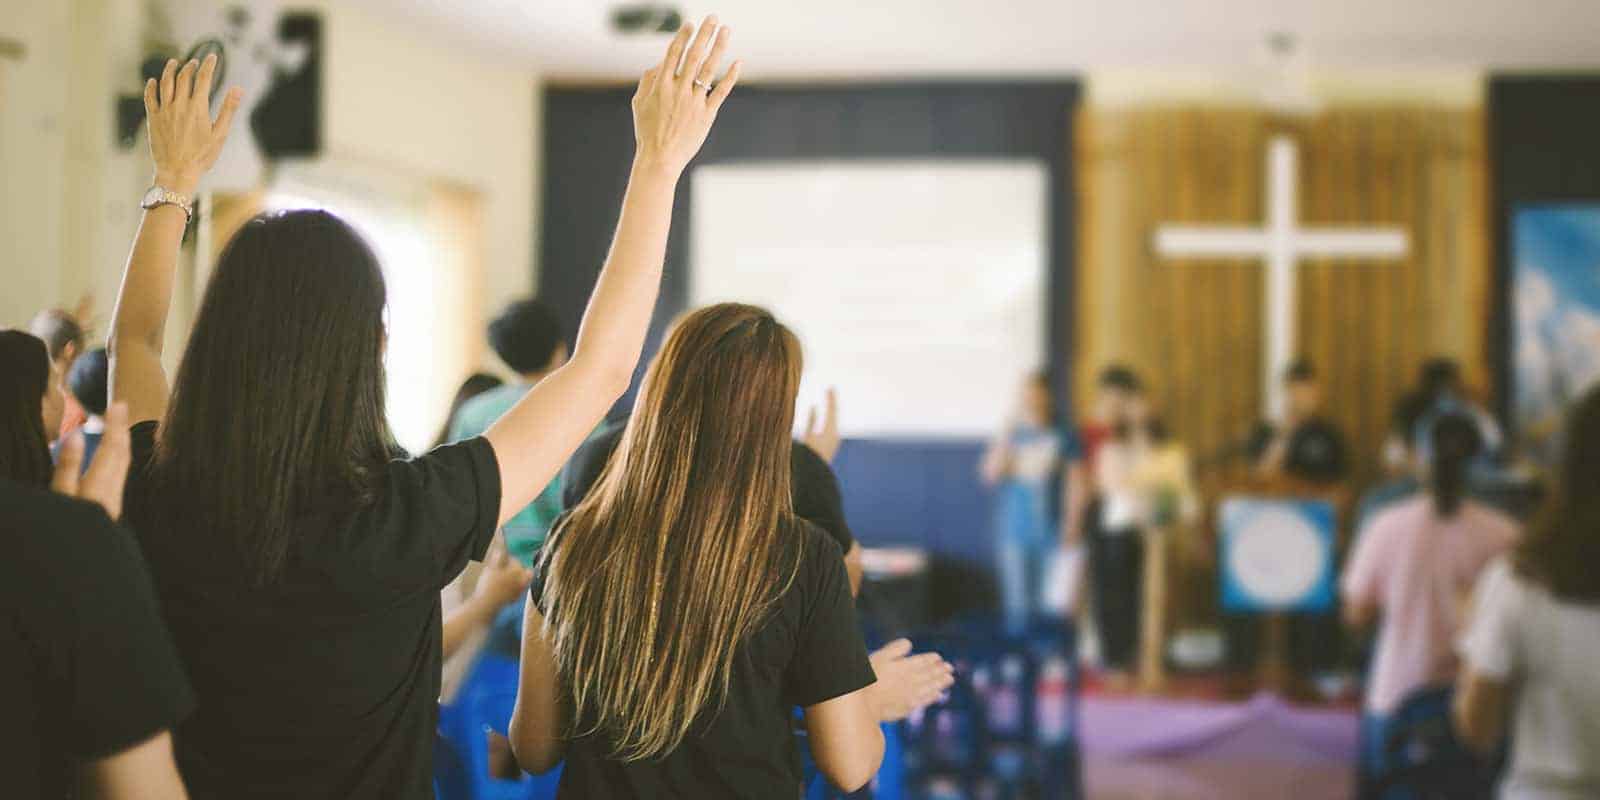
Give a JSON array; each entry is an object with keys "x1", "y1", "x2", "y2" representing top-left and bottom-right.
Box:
[
  {"x1": 1420, "y1": 358, "x2": 1462, "y2": 398},
  {"x1": 488, "y1": 299, "x2": 566, "y2": 375},
  {"x1": 1098, "y1": 364, "x2": 1143, "y2": 394},
  {"x1": 68, "y1": 347, "x2": 109, "y2": 417},
  {"x1": 27, "y1": 309, "x2": 83, "y2": 362},
  {"x1": 1284, "y1": 359, "x2": 1317, "y2": 383}
]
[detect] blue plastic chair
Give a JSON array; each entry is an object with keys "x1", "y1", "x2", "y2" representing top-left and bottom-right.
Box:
[
  {"x1": 1370, "y1": 687, "x2": 1498, "y2": 800},
  {"x1": 437, "y1": 652, "x2": 563, "y2": 800}
]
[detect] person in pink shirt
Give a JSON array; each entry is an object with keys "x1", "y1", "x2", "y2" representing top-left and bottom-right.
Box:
[{"x1": 1341, "y1": 412, "x2": 1519, "y2": 789}]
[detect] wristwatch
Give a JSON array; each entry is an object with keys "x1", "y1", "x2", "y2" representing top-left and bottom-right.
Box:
[{"x1": 140, "y1": 185, "x2": 195, "y2": 222}]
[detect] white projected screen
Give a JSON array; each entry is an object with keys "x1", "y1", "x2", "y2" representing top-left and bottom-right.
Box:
[{"x1": 690, "y1": 161, "x2": 1047, "y2": 437}]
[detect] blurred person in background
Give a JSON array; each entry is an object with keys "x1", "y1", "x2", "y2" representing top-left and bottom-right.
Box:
[
  {"x1": 981, "y1": 368, "x2": 1077, "y2": 633},
  {"x1": 28, "y1": 307, "x2": 88, "y2": 439},
  {"x1": 432, "y1": 372, "x2": 504, "y2": 451},
  {"x1": 448, "y1": 299, "x2": 573, "y2": 566},
  {"x1": 1251, "y1": 359, "x2": 1350, "y2": 487},
  {"x1": 1341, "y1": 413, "x2": 1518, "y2": 790},
  {"x1": 57, "y1": 347, "x2": 109, "y2": 473},
  {"x1": 0, "y1": 330, "x2": 65, "y2": 486},
  {"x1": 1456, "y1": 386, "x2": 1600, "y2": 800}
]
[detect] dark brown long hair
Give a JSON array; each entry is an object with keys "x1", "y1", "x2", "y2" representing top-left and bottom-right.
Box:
[
  {"x1": 540, "y1": 303, "x2": 805, "y2": 761},
  {"x1": 0, "y1": 330, "x2": 52, "y2": 485},
  {"x1": 152, "y1": 210, "x2": 396, "y2": 585},
  {"x1": 1515, "y1": 385, "x2": 1600, "y2": 604}
]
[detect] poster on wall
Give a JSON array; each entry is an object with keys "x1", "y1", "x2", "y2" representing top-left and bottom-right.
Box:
[
  {"x1": 1218, "y1": 497, "x2": 1336, "y2": 614},
  {"x1": 1513, "y1": 205, "x2": 1600, "y2": 464}
]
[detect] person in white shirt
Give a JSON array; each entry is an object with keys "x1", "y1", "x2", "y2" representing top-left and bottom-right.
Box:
[{"x1": 1455, "y1": 386, "x2": 1600, "y2": 800}]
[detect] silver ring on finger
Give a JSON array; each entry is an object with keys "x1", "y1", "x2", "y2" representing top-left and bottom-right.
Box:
[{"x1": 692, "y1": 79, "x2": 712, "y2": 93}]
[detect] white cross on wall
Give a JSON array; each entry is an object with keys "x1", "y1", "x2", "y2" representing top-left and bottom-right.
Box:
[{"x1": 1154, "y1": 135, "x2": 1410, "y2": 421}]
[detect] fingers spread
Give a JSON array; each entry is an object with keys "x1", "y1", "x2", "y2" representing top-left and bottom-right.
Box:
[
  {"x1": 194, "y1": 53, "x2": 218, "y2": 101},
  {"x1": 694, "y1": 26, "x2": 731, "y2": 86},
  {"x1": 708, "y1": 60, "x2": 742, "y2": 112},
  {"x1": 660, "y1": 23, "x2": 693, "y2": 79},
  {"x1": 212, "y1": 87, "x2": 244, "y2": 137},
  {"x1": 159, "y1": 59, "x2": 178, "y2": 106},
  {"x1": 679, "y1": 15, "x2": 720, "y2": 82},
  {"x1": 636, "y1": 66, "x2": 659, "y2": 100},
  {"x1": 176, "y1": 59, "x2": 199, "y2": 106},
  {"x1": 51, "y1": 433, "x2": 84, "y2": 496}
]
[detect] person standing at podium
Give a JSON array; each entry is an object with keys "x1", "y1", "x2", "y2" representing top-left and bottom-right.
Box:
[
  {"x1": 1232, "y1": 360, "x2": 1352, "y2": 680},
  {"x1": 1249, "y1": 360, "x2": 1350, "y2": 487}
]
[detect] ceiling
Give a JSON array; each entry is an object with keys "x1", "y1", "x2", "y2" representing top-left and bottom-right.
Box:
[{"x1": 344, "y1": 0, "x2": 1600, "y2": 80}]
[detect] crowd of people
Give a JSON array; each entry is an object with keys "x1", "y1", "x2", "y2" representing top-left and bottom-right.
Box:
[
  {"x1": 978, "y1": 355, "x2": 1600, "y2": 796},
  {"x1": 1, "y1": 19, "x2": 962, "y2": 800},
  {"x1": 4, "y1": 12, "x2": 1598, "y2": 800}
]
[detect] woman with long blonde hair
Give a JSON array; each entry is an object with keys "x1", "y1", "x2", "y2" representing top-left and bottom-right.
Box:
[{"x1": 510, "y1": 304, "x2": 887, "y2": 797}]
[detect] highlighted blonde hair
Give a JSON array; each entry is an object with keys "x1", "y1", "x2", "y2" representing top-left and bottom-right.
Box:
[{"x1": 539, "y1": 303, "x2": 806, "y2": 760}]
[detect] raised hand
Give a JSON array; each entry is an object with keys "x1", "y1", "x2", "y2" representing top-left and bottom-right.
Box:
[
  {"x1": 51, "y1": 403, "x2": 133, "y2": 520},
  {"x1": 802, "y1": 387, "x2": 842, "y2": 463},
  {"x1": 144, "y1": 53, "x2": 243, "y2": 194},
  {"x1": 865, "y1": 639, "x2": 956, "y2": 722},
  {"x1": 631, "y1": 15, "x2": 742, "y2": 176}
]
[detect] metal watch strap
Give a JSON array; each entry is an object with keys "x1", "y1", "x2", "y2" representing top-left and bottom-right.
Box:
[{"x1": 143, "y1": 187, "x2": 194, "y2": 222}]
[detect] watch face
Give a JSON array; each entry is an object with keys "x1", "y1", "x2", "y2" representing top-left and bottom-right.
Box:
[{"x1": 142, "y1": 186, "x2": 167, "y2": 208}]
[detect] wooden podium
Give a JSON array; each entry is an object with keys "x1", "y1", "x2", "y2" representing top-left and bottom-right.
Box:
[{"x1": 1137, "y1": 522, "x2": 1174, "y2": 693}]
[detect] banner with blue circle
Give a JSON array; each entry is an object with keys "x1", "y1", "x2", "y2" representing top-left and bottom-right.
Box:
[{"x1": 1219, "y1": 497, "x2": 1336, "y2": 613}]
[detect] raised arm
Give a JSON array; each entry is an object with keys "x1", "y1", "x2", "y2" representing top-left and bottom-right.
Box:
[
  {"x1": 108, "y1": 56, "x2": 241, "y2": 425},
  {"x1": 484, "y1": 16, "x2": 740, "y2": 526}
]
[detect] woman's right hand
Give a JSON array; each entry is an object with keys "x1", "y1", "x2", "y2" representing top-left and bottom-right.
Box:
[
  {"x1": 144, "y1": 54, "x2": 242, "y2": 194},
  {"x1": 631, "y1": 15, "x2": 741, "y2": 176}
]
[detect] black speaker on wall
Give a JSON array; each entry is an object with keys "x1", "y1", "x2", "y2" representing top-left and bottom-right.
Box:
[{"x1": 250, "y1": 11, "x2": 321, "y2": 159}]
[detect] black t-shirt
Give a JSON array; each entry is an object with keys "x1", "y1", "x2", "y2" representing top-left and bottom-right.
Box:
[
  {"x1": 562, "y1": 422, "x2": 855, "y2": 553},
  {"x1": 532, "y1": 518, "x2": 875, "y2": 799},
  {"x1": 0, "y1": 480, "x2": 195, "y2": 799},
  {"x1": 122, "y1": 422, "x2": 502, "y2": 800},
  {"x1": 1250, "y1": 417, "x2": 1350, "y2": 486}
]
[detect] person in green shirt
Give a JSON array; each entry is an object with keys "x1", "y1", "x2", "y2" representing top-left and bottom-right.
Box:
[{"x1": 448, "y1": 298, "x2": 571, "y2": 566}]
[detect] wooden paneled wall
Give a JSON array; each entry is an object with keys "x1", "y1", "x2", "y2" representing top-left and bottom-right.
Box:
[{"x1": 1075, "y1": 108, "x2": 1488, "y2": 495}]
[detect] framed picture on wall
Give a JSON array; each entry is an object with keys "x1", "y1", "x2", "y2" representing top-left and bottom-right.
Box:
[{"x1": 1512, "y1": 205, "x2": 1600, "y2": 465}]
